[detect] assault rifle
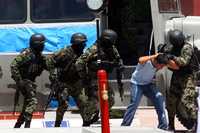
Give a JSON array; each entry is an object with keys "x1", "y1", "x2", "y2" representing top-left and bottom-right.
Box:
[
  {"x1": 116, "y1": 67, "x2": 124, "y2": 101},
  {"x1": 8, "y1": 79, "x2": 36, "y2": 115},
  {"x1": 98, "y1": 60, "x2": 124, "y2": 101},
  {"x1": 8, "y1": 83, "x2": 19, "y2": 115},
  {"x1": 44, "y1": 80, "x2": 61, "y2": 112},
  {"x1": 44, "y1": 55, "x2": 77, "y2": 112},
  {"x1": 157, "y1": 43, "x2": 173, "y2": 54}
]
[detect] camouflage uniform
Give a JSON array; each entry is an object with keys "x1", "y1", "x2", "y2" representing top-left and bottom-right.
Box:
[
  {"x1": 76, "y1": 41, "x2": 123, "y2": 125},
  {"x1": 166, "y1": 42, "x2": 198, "y2": 130},
  {"x1": 46, "y1": 46, "x2": 91, "y2": 127},
  {"x1": 11, "y1": 48, "x2": 47, "y2": 128},
  {"x1": 46, "y1": 32, "x2": 88, "y2": 127}
]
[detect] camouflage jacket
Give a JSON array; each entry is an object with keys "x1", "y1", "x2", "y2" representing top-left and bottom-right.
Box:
[
  {"x1": 46, "y1": 46, "x2": 79, "y2": 83},
  {"x1": 10, "y1": 48, "x2": 47, "y2": 82},
  {"x1": 75, "y1": 42, "x2": 123, "y2": 79},
  {"x1": 172, "y1": 43, "x2": 194, "y2": 74}
]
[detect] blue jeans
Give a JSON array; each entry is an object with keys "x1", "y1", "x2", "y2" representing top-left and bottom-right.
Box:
[{"x1": 121, "y1": 83, "x2": 168, "y2": 129}]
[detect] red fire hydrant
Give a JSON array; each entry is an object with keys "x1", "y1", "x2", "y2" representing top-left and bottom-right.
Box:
[{"x1": 97, "y1": 69, "x2": 110, "y2": 133}]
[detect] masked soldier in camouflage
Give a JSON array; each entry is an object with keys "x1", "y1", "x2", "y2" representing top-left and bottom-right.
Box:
[
  {"x1": 76, "y1": 29, "x2": 124, "y2": 126},
  {"x1": 166, "y1": 29, "x2": 197, "y2": 131},
  {"x1": 46, "y1": 33, "x2": 88, "y2": 127},
  {"x1": 11, "y1": 33, "x2": 47, "y2": 128}
]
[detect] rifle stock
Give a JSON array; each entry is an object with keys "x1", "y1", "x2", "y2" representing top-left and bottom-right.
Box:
[
  {"x1": 98, "y1": 60, "x2": 124, "y2": 101},
  {"x1": 13, "y1": 89, "x2": 20, "y2": 115},
  {"x1": 8, "y1": 83, "x2": 20, "y2": 115},
  {"x1": 44, "y1": 84, "x2": 55, "y2": 112},
  {"x1": 44, "y1": 81, "x2": 61, "y2": 113},
  {"x1": 116, "y1": 67, "x2": 124, "y2": 102}
]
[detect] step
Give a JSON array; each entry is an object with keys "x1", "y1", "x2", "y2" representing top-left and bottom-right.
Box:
[{"x1": 0, "y1": 112, "x2": 44, "y2": 120}]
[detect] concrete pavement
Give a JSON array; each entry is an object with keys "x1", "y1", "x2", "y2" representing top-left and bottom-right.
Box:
[{"x1": 0, "y1": 108, "x2": 187, "y2": 132}]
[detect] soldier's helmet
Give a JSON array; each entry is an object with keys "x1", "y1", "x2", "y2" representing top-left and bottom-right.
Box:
[
  {"x1": 70, "y1": 33, "x2": 87, "y2": 53},
  {"x1": 30, "y1": 33, "x2": 45, "y2": 52},
  {"x1": 70, "y1": 33, "x2": 87, "y2": 45},
  {"x1": 168, "y1": 29, "x2": 185, "y2": 47},
  {"x1": 100, "y1": 29, "x2": 118, "y2": 48}
]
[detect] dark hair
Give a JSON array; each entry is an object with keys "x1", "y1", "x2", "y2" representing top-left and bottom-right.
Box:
[{"x1": 155, "y1": 54, "x2": 169, "y2": 65}]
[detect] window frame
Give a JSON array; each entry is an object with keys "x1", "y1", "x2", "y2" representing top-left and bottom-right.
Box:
[
  {"x1": 158, "y1": 0, "x2": 179, "y2": 13},
  {"x1": 0, "y1": 0, "x2": 27, "y2": 24},
  {"x1": 30, "y1": 0, "x2": 96, "y2": 23}
]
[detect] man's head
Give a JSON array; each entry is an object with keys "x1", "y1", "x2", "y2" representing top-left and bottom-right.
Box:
[
  {"x1": 154, "y1": 54, "x2": 169, "y2": 70},
  {"x1": 168, "y1": 29, "x2": 185, "y2": 48},
  {"x1": 70, "y1": 33, "x2": 87, "y2": 55},
  {"x1": 100, "y1": 29, "x2": 118, "y2": 48},
  {"x1": 30, "y1": 33, "x2": 45, "y2": 53}
]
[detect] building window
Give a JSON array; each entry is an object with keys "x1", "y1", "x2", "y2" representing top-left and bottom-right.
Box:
[
  {"x1": 0, "y1": 0, "x2": 26, "y2": 24},
  {"x1": 158, "y1": 0, "x2": 179, "y2": 13},
  {"x1": 30, "y1": 0, "x2": 95, "y2": 23}
]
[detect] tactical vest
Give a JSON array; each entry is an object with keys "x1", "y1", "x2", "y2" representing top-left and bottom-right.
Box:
[
  {"x1": 87, "y1": 45, "x2": 118, "y2": 73},
  {"x1": 54, "y1": 47, "x2": 79, "y2": 83},
  {"x1": 20, "y1": 48, "x2": 46, "y2": 81}
]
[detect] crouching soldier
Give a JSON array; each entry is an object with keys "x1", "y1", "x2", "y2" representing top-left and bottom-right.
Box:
[
  {"x1": 76, "y1": 29, "x2": 124, "y2": 126},
  {"x1": 46, "y1": 33, "x2": 89, "y2": 127},
  {"x1": 11, "y1": 33, "x2": 47, "y2": 128}
]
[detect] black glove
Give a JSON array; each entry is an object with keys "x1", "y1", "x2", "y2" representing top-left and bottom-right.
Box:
[
  {"x1": 157, "y1": 43, "x2": 174, "y2": 54},
  {"x1": 157, "y1": 43, "x2": 166, "y2": 53}
]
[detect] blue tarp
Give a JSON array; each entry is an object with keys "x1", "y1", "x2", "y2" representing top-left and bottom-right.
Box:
[{"x1": 0, "y1": 22, "x2": 97, "y2": 52}]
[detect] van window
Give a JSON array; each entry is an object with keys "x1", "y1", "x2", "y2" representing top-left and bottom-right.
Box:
[
  {"x1": 0, "y1": 0, "x2": 26, "y2": 24},
  {"x1": 31, "y1": 0, "x2": 95, "y2": 22},
  {"x1": 158, "y1": 0, "x2": 179, "y2": 13}
]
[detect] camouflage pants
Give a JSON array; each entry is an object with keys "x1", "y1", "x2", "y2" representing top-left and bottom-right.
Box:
[
  {"x1": 166, "y1": 73, "x2": 197, "y2": 129},
  {"x1": 81, "y1": 79, "x2": 115, "y2": 123},
  {"x1": 55, "y1": 81, "x2": 92, "y2": 126},
  {"x1": 54, "y1": 85, "x2": 69, "y2": 127},
  {"x1": 55, "y1": 79, "x2": 115, "y2": 126},
  {"x1": 14, "y1": 81, "x2": 37, "y2": 128}
]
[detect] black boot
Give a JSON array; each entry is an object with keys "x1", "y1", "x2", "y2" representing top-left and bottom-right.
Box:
[
  {"x1": 55, "y1": 121, "x2": 61, "y2": 127},
  {"x1": 54, "y1": 113, "x2": 64, "y2": 127},
  {"x1": 14, "y1": 114, "x2": 25, "y2": 128},
  {"x1": 91, "y1": 111, "x2": 99, "y2": 123},
  {"x1": 23, "y1": 112, "x2": 32, "y2": 128},
  {"x1": 24, "y1": 120, "x2": 31, "y2": 128},
  {"x1": 82, "y1": 121, "x2": 91, "y2": 127},
  {"x1": 54, "y1": 103, "x2": 66, "y2": 127},
  {"x1": 14, "y1": 122, "x2": 23, "y2": 128},
  {"x1": 187, "y1": 121, "x2": 197, "y2": 133},
  {"x1": 167, "y1": 117, "x2": 175, "y2": 132}
]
